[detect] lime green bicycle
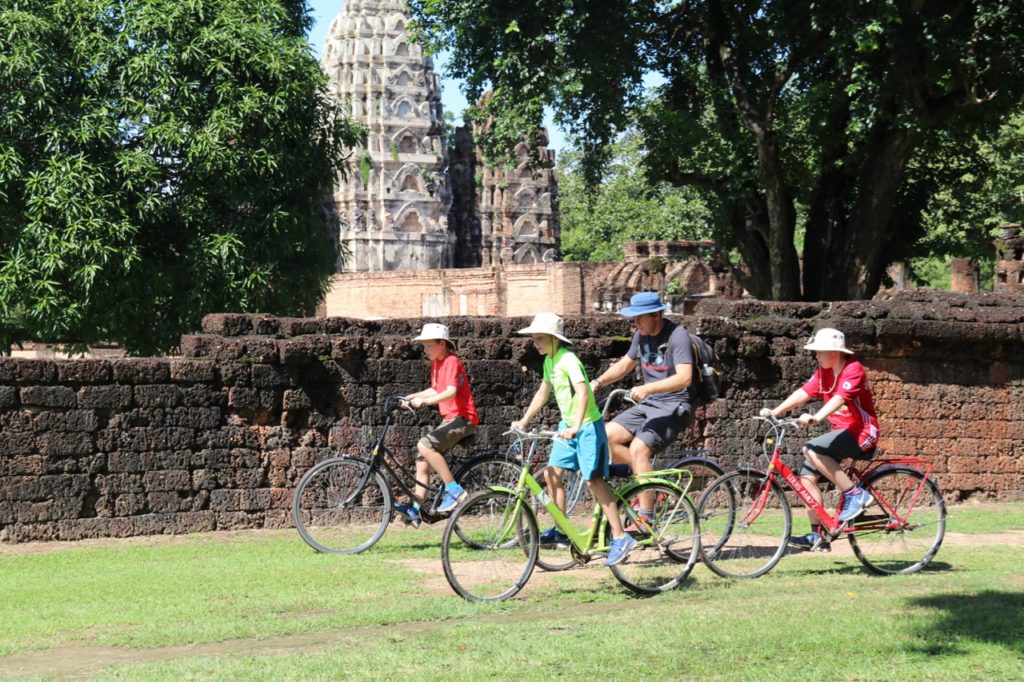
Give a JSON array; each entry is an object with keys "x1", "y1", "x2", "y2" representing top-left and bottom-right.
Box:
[{"x1": 440, "y1": 426, "x2": 701, "y2": 601}]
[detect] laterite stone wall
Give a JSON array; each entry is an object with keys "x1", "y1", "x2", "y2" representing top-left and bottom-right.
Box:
[{"x1": 1, "y1": 290, "x2": 1022, "y2": 543}]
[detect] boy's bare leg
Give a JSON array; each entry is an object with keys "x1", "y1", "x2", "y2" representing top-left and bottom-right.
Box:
[
  {"x1": 586, "y1": 478, "x2": 625, "y2": 536},
  {"x1": 543, "y1": 466, "x2": 567, "y2": 515},
  {"x1": 606, "y1": 422, "x2": 633, "y2": 465},
  {"x1": 416, "y1": 442, "x2": 456, "y2": 503}
]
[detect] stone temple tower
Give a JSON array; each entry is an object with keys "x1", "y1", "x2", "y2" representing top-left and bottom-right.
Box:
[{"x1": 321, "y1": 0, "x2": 452, "y2": 271}]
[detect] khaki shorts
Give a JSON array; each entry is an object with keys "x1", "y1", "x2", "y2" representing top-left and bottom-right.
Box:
[{"x1": 419, "y1": 416, "x2": 477, "y2": 455}]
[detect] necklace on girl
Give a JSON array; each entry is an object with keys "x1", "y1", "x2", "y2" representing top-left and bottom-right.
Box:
[{"x1": 821, "y1": 360, "x2": 846, "y2": 394}]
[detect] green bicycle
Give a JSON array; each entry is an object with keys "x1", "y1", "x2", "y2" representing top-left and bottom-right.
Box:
[{"x1": 440, "y1": 426, "x2": 701, "y2": 602}]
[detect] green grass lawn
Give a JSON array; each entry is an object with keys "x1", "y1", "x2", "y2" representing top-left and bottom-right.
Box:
[{"x1": 0, "y1": 503, "x2": 1022, "y2": 680}]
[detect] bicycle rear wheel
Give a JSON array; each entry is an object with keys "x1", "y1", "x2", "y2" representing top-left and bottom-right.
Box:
[
  {"x1": 455, "y1": 452, "x2": 523, "y2": 493},
  {"x1": 607, "y1": 482, "x2": 701, "y2": 594},
  {"x1": 441, "y1": 489, "x2": 539, "y2": 602},
  {"x1": 664, "y1": 455, "x2": 725, "y2": 502},
  {"x1": 848, "y1": 467, "x2": 946, "y2": 575},
  {"x1": 698, "y1": 470, "x2": 791, "y2": 579},
  {"x1": 292, "y1": 457, "x2": 392, "y2": 554}
]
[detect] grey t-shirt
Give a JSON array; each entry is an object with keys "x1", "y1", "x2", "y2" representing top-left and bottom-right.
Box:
[{"x1": 627, "y1": 319, "x2": 694, "y2": 408}]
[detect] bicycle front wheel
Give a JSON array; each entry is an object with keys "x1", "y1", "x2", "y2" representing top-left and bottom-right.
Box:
[
  {"x1": 441, "y1": 490, "x2": 539, "y2": 602},
  {"x1": 607, "y1": 483, "x2": 701, "y2": 594},
  {"x1": 698, "y1": 470, "x2": 791, "y2": 579},
  {"x1": 848, "y1": 467, "x2": 946, "y2": 575},
  {"x1": 292, "y1": 457, "x2": 392, "y2": 554}
]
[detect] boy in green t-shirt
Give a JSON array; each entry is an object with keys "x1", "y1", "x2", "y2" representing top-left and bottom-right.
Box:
[{"x1": 511, "y1": 312, "x2": 637, "y2": 566}]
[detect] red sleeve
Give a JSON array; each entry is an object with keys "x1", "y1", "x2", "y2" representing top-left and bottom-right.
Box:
[
  {"x1": 835, "y1": 362, "x2": 865, "y2": 401},
  {"x1": 435, "y1": 355, "x2": 462, "y2": 391},
  {"x1": 801, "y1": 368, "x2": 823, "y2": 399}
]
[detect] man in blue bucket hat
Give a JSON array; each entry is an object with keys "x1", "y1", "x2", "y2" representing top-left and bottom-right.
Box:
[{"x1": 590, "y1": 291, "x2": 695, "y2": 530}]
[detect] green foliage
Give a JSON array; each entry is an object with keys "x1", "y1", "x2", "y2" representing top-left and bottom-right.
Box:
[
  {"x1": 0, "y1": 0, "x2": 363, "y2": 354},
  {"x1": 411, "y1": 0, "x2": 1024, "y2": 300},
  {"x1": 359, "y1": 151, "x2": 373, "y2": 189},
  {"x1": 559, "y1": 131, "x2": 716, "y2": 262}
]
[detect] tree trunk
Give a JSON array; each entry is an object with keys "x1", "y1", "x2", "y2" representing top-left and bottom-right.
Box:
[{"x1": 839, "y1": 126, "x2": 921, "y2": 299}]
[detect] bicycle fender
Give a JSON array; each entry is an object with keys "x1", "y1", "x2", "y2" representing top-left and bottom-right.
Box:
[
  {"x1": 486, "y1": 485, "x2": 516, "y2": 495},
  {"x1": 666, "y1": 454, "x2": 721, "y2": 471},
  {"x1": 864, "y1": 465, "x2": 939, "y2": 484}
]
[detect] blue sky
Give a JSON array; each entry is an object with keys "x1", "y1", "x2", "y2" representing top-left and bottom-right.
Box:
[{"x1": 305, "y1": 0, "x2": 570, "y2": 152}]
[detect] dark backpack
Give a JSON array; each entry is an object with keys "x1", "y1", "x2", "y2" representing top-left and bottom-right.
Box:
[
  {"x1": 634, "y1": 329, "x2": 722, "y2": 406},
  {"x1": 689, "y1": 335, "x2": 722, "y2": 406}
]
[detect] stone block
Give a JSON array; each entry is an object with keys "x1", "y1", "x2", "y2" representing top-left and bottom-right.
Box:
[
  {"x1": 112, "y1": 359, "x2": 171, "y2": 383},
  {"x1": 279, "y1": 317, "x2": 324, "y2": 336},
  {"x1": 202, "y1": 313, "x2": 253, "y2": 336},
  {"x1": 20, "y1": 385, "x2": 77, "y2": 408},
  {"x1": 142, "y1": 469, "x2": 191, "y2": 492},
  {"x1": 279, "y1": 335, "x2": 332, "y2": 365},
  {"x1": 134, "y1": 384, "x2": 182, "y2": 408},
  {"x1": 78, "y1": 385, "x2": 133, "y2": 409},
  {"x1": 147, "y1": 491, "x2": 186, "y2": 513},
  {"x1": 0, "y1": 386, "x2": 18, "y2": 409},
  {"x1": 32, "y1": 409, "x2": 99, "y2": 433},
  {"x1": 36, "y1": 432, "x2": 94, "y2": 457},
  {"x1": 14, "y1": 360, "x2": 58, "y2": 383},
  {"x1": 55, "y1": 360, "x2": 112, "y2": 383},
  {"x1": 169, "y1": 359, "x2": 216, "y2": 383}
]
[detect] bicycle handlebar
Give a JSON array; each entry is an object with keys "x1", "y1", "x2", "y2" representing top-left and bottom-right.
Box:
[
  {"x1": 503, "y1": 425, "x2": 561, "y2": 441},
  {"x1": 600, "y1": 388, "x2": 638, "y2": 418},
  {"x1": 383, "y1": 395, "x2": 415, "y2": 414},
  {"x1": 753, "y1": 414, "x2": 801, "y2": 428}
]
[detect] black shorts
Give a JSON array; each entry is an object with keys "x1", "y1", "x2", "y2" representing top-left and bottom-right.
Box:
[{"x1": 800, "y1": 429, "x2": 875, "y2": 477}]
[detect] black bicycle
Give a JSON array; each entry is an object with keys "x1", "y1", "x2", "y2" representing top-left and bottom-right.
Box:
[{"x1": 292, "y1": 396, "x2": 518, "y2": 554}]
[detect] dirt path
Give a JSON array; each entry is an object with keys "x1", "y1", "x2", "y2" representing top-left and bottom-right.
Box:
[{"x1": 0, "y1": 598, "x2": 618, "y2": 679}]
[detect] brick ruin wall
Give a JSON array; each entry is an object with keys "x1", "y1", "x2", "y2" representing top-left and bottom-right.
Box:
[{"x1": 2, "y1": 290, "x2": 1023, "y2": 543}]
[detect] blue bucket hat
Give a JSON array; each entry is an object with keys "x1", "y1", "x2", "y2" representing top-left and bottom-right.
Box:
[{"x1": 619, "y1": 291, "x2": 671, "y2": 317}]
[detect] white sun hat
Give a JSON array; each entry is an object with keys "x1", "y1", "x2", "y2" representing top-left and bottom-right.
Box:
[
  {"x1": 412, "y1": 323, "x2": 452, "y2": 344},
  {"x1": 803, "y1": 327, "x2": 854, "y2": 354},
  {"x1": 517, "y1": 312, "x2": 572, "y2": 344}
]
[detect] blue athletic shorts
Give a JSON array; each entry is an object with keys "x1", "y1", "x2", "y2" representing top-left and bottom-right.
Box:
[{"x1": 548, "y1": 419, "x2": 610, "y2": 481}]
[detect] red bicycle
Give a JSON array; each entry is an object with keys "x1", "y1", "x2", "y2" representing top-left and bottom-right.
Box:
[{"x1": 697, "y1": 415, "x2": 946, "y2": 578}]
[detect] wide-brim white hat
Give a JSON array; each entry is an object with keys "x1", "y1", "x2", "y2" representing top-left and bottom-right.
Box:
[
  {"x1": 804, "y1": 327, "x2": 854, "y2": 354},
  {"x1": 517, "y1": 312, "x2": 572, "y2": 344},
  {"x1": 413, "y1": 323, "x2": 452, "y2": 344}
]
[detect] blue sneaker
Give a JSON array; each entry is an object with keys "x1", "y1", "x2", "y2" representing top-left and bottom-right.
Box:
[
  {"x1": 539, "y1": 527, "x2": 570, "y2": 549},
  {"x1": 436, "y1": 485, "x2": 467, "y2": 513},
  {"x1": 392, "y1": 503, "x2": 421, "y2": 528},
  {"x1": 838, "y1": 487, "x2": 871, "y2": 523},
  {"x1": 605, "y1": 534, "x2": 638, "y2": 566},
  {"x1": 789, "y1": 531, "x2": 831, "y2": 553}
]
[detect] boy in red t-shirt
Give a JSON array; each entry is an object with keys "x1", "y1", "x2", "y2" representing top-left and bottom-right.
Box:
[
  {"x1": 395, "y1": 323, "x2": 480, "y2": 527},
  {"x1": 761, "y1": 328, "x2": 879, "y2": 552}
]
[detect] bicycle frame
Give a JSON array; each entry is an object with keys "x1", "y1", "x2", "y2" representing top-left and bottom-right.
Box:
[
  {"x1": 355, "y1": 397, "x2": 447, "y2": 511},
  {"x1": 495, "y1": 430, "x2": 693, "y2": 556},
  {"x1": 751, "y1": 417, "x2": 938, "y2": 536}
]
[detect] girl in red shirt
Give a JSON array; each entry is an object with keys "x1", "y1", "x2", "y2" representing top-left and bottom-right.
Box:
[{"x1": 762, "y1": 328, "x2": 879, "y2": 552}]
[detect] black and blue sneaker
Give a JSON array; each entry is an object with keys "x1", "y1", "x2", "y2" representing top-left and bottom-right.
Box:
[
  {"x1": 393, "y1": 503, "x2": 421, "y2": 528},
  {"x1": 539, "y1": 527, "x2": 570, "y2": 549}
]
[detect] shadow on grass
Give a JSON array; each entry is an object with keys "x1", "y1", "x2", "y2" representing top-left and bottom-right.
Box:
[
  {"x1": 787, "y1": 560, "x2": 954, "y2": 577},
  {"x1": 908, "y1": 590, "x2": 1024, "y2": 656}
]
